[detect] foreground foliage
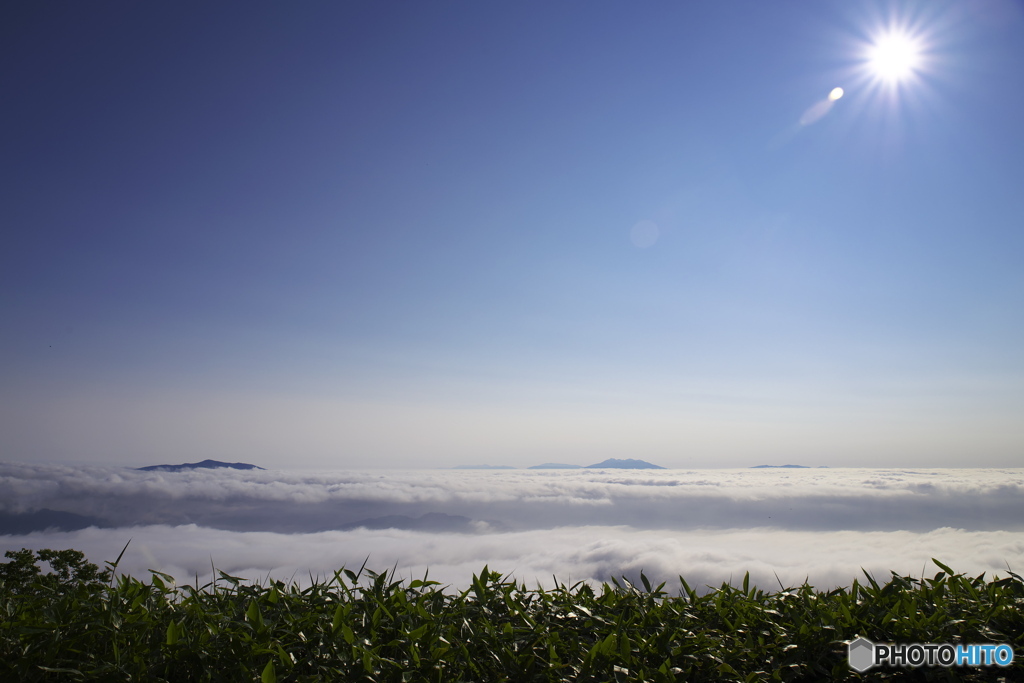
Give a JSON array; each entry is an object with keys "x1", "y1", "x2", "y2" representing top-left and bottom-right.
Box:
[{"x1": 1, "y1": 549, "x2": 1021, "y2": 682}]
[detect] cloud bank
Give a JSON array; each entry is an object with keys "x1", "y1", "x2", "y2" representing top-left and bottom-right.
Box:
[
  {"x1": 3, "y1": 524, "x2": 1023, "y2": 596},
  {"x1": 2, "y1": 464, "x2": 1022, "y2": 533},
  {"x1": 2, "y1": 464, "x2": 1022, "y2": 590}
]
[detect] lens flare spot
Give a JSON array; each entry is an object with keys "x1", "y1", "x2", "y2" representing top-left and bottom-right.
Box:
[
  {"x1": 630, "y1": 220, "x2": 659, "y2": 248},
  {"x1": 829, "y1": 87, "x2": 844, "y2": 101}
]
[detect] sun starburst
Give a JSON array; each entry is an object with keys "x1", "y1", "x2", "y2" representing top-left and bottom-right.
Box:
[{"x1": 867, "y1": 32, "x2": 923, "y2": 83}]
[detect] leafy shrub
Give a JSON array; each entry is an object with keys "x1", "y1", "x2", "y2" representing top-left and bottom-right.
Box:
[{"x1": 1, "y1": 550, "x2": 1020, "y2": 682}]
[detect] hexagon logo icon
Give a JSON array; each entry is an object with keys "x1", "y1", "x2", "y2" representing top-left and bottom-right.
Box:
[{"x1": 848, "y1": 637, "x2": 875, "y2": 672}]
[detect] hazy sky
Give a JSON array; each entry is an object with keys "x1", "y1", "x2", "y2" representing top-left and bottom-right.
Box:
[{"x1": 2, "y1": 1, "x2": 1023, "y2": 469}]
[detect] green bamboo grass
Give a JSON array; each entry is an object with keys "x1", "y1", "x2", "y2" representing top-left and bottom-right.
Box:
[{"x1": 1, "y1": 549, "x2": 1020, "y2": 681}]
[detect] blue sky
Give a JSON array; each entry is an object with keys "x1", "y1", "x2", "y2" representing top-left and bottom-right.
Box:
[{"x1": 2, "y1": 1, "x2": 1022, "y2": 468}]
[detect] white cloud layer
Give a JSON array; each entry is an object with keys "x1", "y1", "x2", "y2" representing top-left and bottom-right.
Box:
[
  {"x1": 3, "y1": 524, "x2": 1023, "y2": 595},
  {"x1": 2, "y1": 464, "x2": 1023, "y2": 532},
  {"x1": 2, "y1": 464, "x2": 1023, "y2": 590}
]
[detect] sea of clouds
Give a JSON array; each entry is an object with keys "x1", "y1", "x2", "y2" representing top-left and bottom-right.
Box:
[{"x1": 2, "y1": 464, "x2": 1023, "y2": 592}]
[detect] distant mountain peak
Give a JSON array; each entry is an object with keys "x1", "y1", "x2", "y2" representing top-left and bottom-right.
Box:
[
  {"x1": 585, "y1": 458, "x2": 665, "y2": 469},
  {"x1": 137, "y1": 459, "x2": 264, "y2": 472}
]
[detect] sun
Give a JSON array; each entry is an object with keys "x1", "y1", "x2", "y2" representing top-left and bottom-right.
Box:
[
  {"x1": 836, "y1": 6, "x2": 948, "y2": 136},
  {"x1": 866, "y1": 32, "x2": 923, "y2": 83}
]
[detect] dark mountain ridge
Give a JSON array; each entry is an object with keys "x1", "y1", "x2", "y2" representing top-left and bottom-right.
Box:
[
  {"x1": 586, "y1": 459, "x2": 665, "y2": 469},
  {"x1": 137, "y1": 459, "x2": 264, "y2": 472},
  {"x1": 0, "y1": 508, "x2": 109, "y2": 535}
]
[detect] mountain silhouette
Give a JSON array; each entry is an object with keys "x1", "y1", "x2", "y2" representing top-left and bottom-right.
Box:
[
  {"x1": 0, "y1": 508, "x2": 108, "y2": 534},
  {"x1": 585, "y1": 458, "x2": 665, "y2": 469},
  {"x1": 137, "y1": 459, "x2": 265, "y2": 472}
]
